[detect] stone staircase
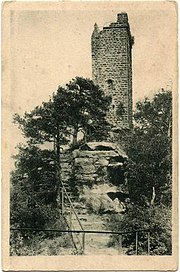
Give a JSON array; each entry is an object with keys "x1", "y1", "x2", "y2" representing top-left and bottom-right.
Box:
[
  {"x1": 59, "y1": 142, "x2": 128, "y2": 254},
  {"x1": 64, "y1": 199, "x2": 120, "y2": 255}
]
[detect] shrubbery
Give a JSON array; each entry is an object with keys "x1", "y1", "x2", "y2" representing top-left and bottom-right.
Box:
[
  {"x1": 10, "y1": 230, "x2": 73, "y2": 256},
  {"x1": 107, "y1": 204, "x2": 171, "y2": 255},
  {"x1": 108, "y1": 89, "x2": 172, "y2": 255}
]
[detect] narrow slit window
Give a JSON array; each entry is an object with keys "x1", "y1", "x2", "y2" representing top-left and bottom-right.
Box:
[{"x1": 107, "y1": 79, "x2": 113, "y2": 88}]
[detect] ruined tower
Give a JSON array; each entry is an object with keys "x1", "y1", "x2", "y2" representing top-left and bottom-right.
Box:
[{"x1": 91, "y1": 13, "x2": 134, "y2": 129}]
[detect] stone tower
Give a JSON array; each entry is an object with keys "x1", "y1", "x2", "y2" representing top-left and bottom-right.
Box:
[{"x1": 91, "y1": 13, "x2": 134, "y2": 129}]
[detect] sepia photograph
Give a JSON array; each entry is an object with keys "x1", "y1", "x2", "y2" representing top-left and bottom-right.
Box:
[{"x1": 2, "y1": 1, "x2": 178, "y2": 270}]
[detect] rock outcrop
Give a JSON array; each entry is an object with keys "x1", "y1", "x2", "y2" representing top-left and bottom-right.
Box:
[{"x1": 61, "y1": 141, "x2": 127, "y2": 197}]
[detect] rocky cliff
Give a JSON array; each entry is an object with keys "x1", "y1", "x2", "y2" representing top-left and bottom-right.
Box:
[{"x1": 60, "y1": 142, "x2": 128, "y2": 209}]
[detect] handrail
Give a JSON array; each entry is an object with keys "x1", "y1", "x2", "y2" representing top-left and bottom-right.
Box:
[
  {"x1": 11, "y1": 227, "x2": 151, "y2": 255},
  {"x1": 68, "y1": 220, "x2": 84, "y2": 252},
  {"x1": 60, "y1": 181, "x2": 84, "y2": 231},
  {"x1": 60, "y1": 180, "x2": 85, "y2": 253},
  {"x1": 10, "y1": 227, "x2": 150, "y2": 235},
  {"x1": 61, "y1": 213, "x2": 78, "y2": 252}
]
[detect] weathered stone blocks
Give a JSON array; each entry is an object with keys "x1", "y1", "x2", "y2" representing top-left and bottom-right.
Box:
[
  {"x1": 91, "y1": 13, "x2": 133, "y2": 129},
  {"x1": 60, "y1": 142, "x2": 127, "y2": 193}
]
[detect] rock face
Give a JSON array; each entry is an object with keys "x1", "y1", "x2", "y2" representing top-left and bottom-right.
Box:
[
  {"x1": 60, "y1": 142, "x2": 128, "y2": 253},
  {"x1": 60, "y1": 142, "x2": 127, "y2": 194}
]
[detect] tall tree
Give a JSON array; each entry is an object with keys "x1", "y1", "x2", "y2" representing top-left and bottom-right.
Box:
[
  {"x1": 14, "y1": 77, "x2": 111, "y2": 148},
  {"x1": 61, "y1": 77, "x2": 112, "y2": 145},
  {"x1": 108, "y1": 89, "x2": 172, "y2": 255},
  {"x1": 12, "y1": 76, "x2": 112, "y2": 228},
  {"x1": 125, "y1": 89, "x2": 172, "y2": 206}
]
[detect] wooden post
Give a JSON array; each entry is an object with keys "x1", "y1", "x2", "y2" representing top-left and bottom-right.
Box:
[
  {"x1": 61, "y1": 187, "x2": 64, "y2": 215},
  {"x1": 147, "y1": 231, "x2": 150, "y2": 255},
  {"x1": 82, "y1": 233, "x2": 85, "y2": 255},
  {"x1": 135, "y1": 231, "x2": 138, "y2": 255},
  {"x1": 53, "y1": 137, "x2": 56, "y2": 153},
  {"x1": 69, "y1": 205, "x2": 72, "y2": 230},
  {"x1": 118, "y1": 234, "x2": 123, "y2": 254}
]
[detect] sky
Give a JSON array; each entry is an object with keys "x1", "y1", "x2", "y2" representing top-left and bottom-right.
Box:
[{"x1": 9, "y1": 1, "x2": 177, "y2": 155}]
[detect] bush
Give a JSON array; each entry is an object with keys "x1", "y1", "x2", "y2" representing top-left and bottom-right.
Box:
[
  {"x1": 107, "y1": 204, "x2": 171, "y2": 255},
  {"x1": 10, "y1": 202, "x2": 72, "y2": 255},
  {"x1": 10, "y1": 230, "x2": 73, "y2": 256}
]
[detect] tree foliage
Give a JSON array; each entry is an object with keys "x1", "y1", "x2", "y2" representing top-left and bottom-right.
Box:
[
  {"x1": 109, "y1": 89, "x2": 172, "y2": 255},
  {"x1": 108, "y1": 203, "x2": 172, "y2": 255},
  {"x1": 125, "y1": 89, "x2": 172, "y2": 206},
  {"x1": 63, "y1": 77, "x2": 111, "y2": 144},
  {"x1": 10, "y1": 145, "x2": 58, "y2": 230},
  {"x1": 14, "y1": 77, "x2": 111, "y2": 147},
  {"x1": 11, "y1": 77, "x2": 111, "y2": 254}
]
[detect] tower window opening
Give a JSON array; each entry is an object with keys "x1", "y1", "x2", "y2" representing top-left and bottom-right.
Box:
[
  {"x1": 116, "y1": 102, "x2": 125, "y2": 118},
  {"x1": 111, "y1": 98, "x2": 116, "y2": 113},
  {"x1": 107, "y1": 79, "x2": 113, "y2": 88}
]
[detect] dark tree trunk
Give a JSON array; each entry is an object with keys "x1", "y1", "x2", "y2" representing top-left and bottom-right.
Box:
[
  {"x1": 56, "y1": 125, "x2": 60, "y2": 165},
  {"x1": 150, "y1": 186, "x2": 156, "y2": 205},
  {"x1": 55, "y1": 124, "x2": 61, "y2": 208},
  {"x1": 72, "y1": 127, "x2": 78, "y2": 146}
]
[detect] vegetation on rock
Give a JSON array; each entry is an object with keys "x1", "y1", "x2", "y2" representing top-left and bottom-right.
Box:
[
  {"x1": 11, "y1": 77, "x2": 111, "y2": 255},
  {"x1": 11, "y1": 81, "x2": 172, "y2": 255}
]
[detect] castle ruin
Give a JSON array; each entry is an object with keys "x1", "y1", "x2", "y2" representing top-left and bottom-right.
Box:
[
  {"x1": 61, "y1": 13, "x2": 133, "y2": 198},
  {"x1": 91, "y1": 13, "x2": 134, "y2": 129}
]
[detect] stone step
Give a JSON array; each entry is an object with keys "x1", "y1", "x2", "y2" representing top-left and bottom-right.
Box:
[
  {"x1": 70, "y1": 203, "x2": 87, "y2": 208},
  {"x1": 64, "y1": 212, "x2": 87, "y2": 218},
  {"x1": 64, "y1": 205, "x2": 87, "y2": 211},
  {"x1": 71, "y1": 218, "x2": 105, "y2": 223},
  {"x1": 70, "y1": 219, "x2": 106, "y2": 227},
  {"x1": 64, "y1": 211, "x2": 121, "y2": 255}
]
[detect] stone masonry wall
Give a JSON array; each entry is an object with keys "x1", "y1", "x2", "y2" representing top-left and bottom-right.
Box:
[{"x1": 91, "y1": 13, "x2": 134, "y2": 129}]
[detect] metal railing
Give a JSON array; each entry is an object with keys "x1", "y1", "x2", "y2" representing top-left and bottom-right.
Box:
[
  {"x1": 10, "y1": 227, "x2": 151, "y2": 255},
  {"x1": 60, "y1": 181, "x2": 85, "y2": 254}
]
